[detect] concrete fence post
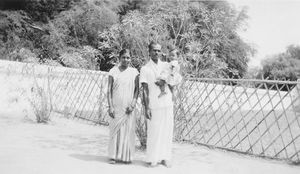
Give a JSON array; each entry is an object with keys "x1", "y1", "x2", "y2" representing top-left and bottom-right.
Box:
[{"x1": 293, "y1": 79, "x2": 300, "y2": 113}]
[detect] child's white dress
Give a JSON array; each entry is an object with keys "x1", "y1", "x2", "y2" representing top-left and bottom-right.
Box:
[{"x1": 157, "y1": 60, "x2": 182, "y2": 86}]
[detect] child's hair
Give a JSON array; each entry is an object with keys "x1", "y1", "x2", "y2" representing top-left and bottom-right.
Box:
[
  {"x1": 161, "y1": 53, "x2": 167, "y2": 62},
  {"x1": 148, "y1": 41, "x2": 159, "y2": 51}
]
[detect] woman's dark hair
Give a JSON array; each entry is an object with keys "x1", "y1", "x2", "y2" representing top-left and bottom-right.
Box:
[{"x1": 119, "y1": 49, "x2": 130, "y2": 58}]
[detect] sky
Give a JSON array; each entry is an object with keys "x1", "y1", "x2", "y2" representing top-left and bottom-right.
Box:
[{"x1": 229, "y1": 0, "x2": 300, "y2": 67}]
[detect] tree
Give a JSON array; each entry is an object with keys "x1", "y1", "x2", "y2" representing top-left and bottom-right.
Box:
[
  {"x1": 260, "y1": 45, "x2": 300, "y2": 81},
  {"x1": 53, "y1": 0, "x2": 118, "y2": 48},
  {"x1": 286, "y1": 44, "x2": 300, "y2": 60},
  {"x1": 117, "y1": 0, "x2": 150, "y2": 16},
  {"x1": 50, "y1": 0, "x2": 120, "y2": 69},
  {"x1": 1, "y1": 0, "x2": 254, "y2": 74},
  {"x1": 24, "y1": 0, "x2": 77, "y2": 23},
  {"x1": 98, "y1": 0, "x2": 254, "y2": 77},
  {"x1": 0, "y1": 10, "x2": 36, "y2": 61},
  {"x1": 0, "y1": 0, "x2": 121, "y2": 69}
]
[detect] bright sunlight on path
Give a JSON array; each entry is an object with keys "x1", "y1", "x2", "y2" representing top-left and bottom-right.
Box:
[{"x1": 0, "y1": 109, "x2": 299, "y2": 174}]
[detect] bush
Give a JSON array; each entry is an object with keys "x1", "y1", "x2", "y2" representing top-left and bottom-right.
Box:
[
  {"x1": 8, "y1": 48, "x2": 39, "y2": 63},
  {"x1": 58, "y1": 46, "x2": 99, "y2": 69},
  {"x1": 135, "y1": 106, "x2": 147, "y2": 148},
  {"x1": 29, "y1": 80, "x2": 51, "y2": 123}
]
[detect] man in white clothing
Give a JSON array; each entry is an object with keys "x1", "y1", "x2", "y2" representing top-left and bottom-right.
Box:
[{"x1": 140, "y1": 41, "x2": 176, "y2": 167}]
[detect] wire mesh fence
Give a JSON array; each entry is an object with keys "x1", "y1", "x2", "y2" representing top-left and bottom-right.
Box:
[
  {"x1": 174, "y1": 78, "x2": 300, "y2": 163},
  {"x1": 48, "y1": 69, "x2": 109, "y2": 125},
  {"x1": 1, "y1": 60, "x2": 299, "y2": 164}
]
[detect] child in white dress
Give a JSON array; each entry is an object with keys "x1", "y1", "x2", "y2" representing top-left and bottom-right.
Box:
[{"x1": 156, "y1": 49, "x2": 182, "y2": 98}]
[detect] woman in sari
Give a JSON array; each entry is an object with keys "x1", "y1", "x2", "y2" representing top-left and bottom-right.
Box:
[{"x1": 107, "y1": 49, "x2": 139, "y2": 164}]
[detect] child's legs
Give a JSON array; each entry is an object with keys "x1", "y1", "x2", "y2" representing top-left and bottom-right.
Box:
[
  {"x1": 158, "y1": 84, "x2": 167, "y2": 98},
  {"x1": 160, "y1": 84, "x2": 165, "y2": 93},
  {"x1": 156, "y1": 79, "x2": 167, "y2": 98}
]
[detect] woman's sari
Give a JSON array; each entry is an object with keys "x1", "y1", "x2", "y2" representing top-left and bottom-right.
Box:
[{"x1": 108, "y1": 66, "x2": 138, "y2": 162}]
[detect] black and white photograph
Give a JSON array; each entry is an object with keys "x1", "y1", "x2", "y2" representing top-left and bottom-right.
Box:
[{"x1": 0, "y1": 0, "x2": 300, "y2": 173}]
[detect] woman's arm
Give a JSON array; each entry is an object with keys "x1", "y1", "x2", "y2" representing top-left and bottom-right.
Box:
[
  {"x1": 126, "y1": 75, "x2": 140, "y2": 114},
  {"x1": 107, "y1": 75, "x2": 115, "y2": 118},
  {"x1": 132, "y1": 75, "x2": 140, "y2": 106}
]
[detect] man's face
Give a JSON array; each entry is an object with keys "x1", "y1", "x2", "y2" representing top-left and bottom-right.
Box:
[{"x1": 149, "y1": 44, "x2": 162, "y2": 61}]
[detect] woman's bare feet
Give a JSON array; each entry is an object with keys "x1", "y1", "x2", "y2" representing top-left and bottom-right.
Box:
[
  {"x1": 147, "y1": 162, "x2": 158, "y2": 168},
  {"x1": 161, "y1": 160, "x2": 172, "y2": 168}
]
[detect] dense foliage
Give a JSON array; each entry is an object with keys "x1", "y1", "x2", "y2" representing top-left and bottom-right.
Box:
[
  {"x1": 99, "y1": 1, "x2": 255, "y2": 77},
  {"x1": 0, "y1": 0, "x2": 254, "y2": 77},
  {"x1": 259, "y1": 45, "x2": 300, "y2": 81}
]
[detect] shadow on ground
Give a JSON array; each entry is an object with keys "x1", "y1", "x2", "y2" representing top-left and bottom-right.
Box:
[
  {"x1": 70, "y1": 154, "x2": 108, "y2": 163},
  {"x1": 70, "y1": 154, "x2": 147, "y2": 167}
]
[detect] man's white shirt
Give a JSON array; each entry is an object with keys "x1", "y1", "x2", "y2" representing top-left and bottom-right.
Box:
[{"x1": 140, "y1": 59, "x2": 173, "y2": 109}]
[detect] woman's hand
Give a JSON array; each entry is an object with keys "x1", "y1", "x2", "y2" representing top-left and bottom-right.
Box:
[
  {"x1": 108, "y1": 107, "x2": 115, "y2": 118},
  {"x1": 145, "y1": 108, "x2": 152, "y2": 120},
  {"x1": 155, "y1": 79, "x2": 165, "y2": 87},
  {"x1": 125, "y1": 105, "x2": 134, "y2": 115}
]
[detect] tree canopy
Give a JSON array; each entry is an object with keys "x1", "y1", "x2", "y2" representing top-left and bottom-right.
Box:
[
  {"x1": 98, "y1": 0, "x2": 255, "y2": 76},
  {"x1": 0, "y1": 0, "x2": 255, "y2": 78},
  {"x1": 259, "y1": 45, "x2": 300, "y2": 81}
]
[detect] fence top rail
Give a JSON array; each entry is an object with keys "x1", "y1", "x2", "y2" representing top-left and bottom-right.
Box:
[
  {"x1": 0, "y1": 59, "x2": 109, "y2": 76},
  {"x1": 186, "y1": 78, "x2": 300, "y2": 85}
]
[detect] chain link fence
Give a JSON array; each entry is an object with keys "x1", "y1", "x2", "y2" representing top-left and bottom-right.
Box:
[
  {"x1": 174, "y1": 78, "x2": 300, "y2": 164},
  {"x1": 1, "y1": 60, "x2": 299, "y2": 164}
]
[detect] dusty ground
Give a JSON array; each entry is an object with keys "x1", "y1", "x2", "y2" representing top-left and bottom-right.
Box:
[{"x1": 0, "y1": 106, "x2": 300, "y2": 174}]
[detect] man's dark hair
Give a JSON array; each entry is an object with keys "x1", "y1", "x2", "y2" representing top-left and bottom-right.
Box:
[{"x1": 148, "y1": 41, "x2": 159, "y2": 52}]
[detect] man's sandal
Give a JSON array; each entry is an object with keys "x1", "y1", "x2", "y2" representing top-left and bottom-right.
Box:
[{"x1": 108, "y1": 159, "x2": 116, "y2": 164}]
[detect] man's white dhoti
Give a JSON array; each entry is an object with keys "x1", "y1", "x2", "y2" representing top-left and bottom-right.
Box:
[{"x1": 146, "y1": 106, "x2": 174, "y2": 163}]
